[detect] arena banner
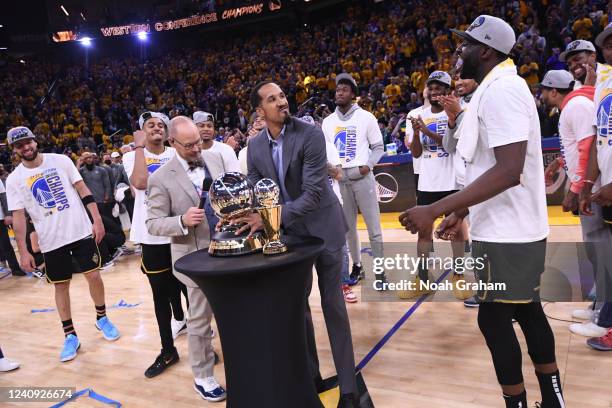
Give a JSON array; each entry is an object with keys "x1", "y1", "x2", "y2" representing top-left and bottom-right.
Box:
[
  {"x1": 373, "y1": 137, "x2": 564, "y2": 213},
  {"x1": 98, "y1": 1, "x2": 283, "y2": 38}
]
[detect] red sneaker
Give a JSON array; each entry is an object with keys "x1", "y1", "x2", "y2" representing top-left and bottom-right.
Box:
[
  {"x1": 342, "y1": 284, "x2": 358, "y2": 303},
  {"x1": 587, "y1": 328, "x2": 612, "y2": 351}
]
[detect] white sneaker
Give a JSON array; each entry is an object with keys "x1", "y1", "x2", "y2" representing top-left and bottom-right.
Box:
[
  {"x1": 99, "y1": 261, "x2": 115, "y2": 271},
  {"x1": 572, "y1": 308, "x2": 595, "y2": 321},
  {"x1": 569, "y1": 321, "x2": 608, "y2": 337},
  {"x1": 171, "y1": 318, "x2": 187, "y2": 339},
  {"x1": 0, "y1": 357, "x2": 20, "y2": 372}
]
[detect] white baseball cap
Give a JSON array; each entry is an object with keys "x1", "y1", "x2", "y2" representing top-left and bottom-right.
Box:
[
  {"x1": 138, "y1": 111, "x2": 170, "y2": 130},
  {"x1": 7, "y1": 126, "x2": 36, "y2": 145},
  {"x1": 596, "y1": 22, "x2": 612, "y2": 48},
  {"x1": 451, "y1": 15, "x2": 516, "y2": 55},
  {"x1": 540, "y1": 70, "x2": 574, "y2": 89},
  {"x1": 559, "y1": 40, "x2": 596, "y2": 62},
  {"x1": 110, "y1": 151, "x2": 121, "y2": 158},
  {"x1": 426, "y1": 71, "x2": 452, "y2": 87},
  {"x1": 193, "y1": 111, "x2": 215, "y2": 124}
]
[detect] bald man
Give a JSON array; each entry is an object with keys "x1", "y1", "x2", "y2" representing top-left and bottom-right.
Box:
[{"x1": 146, "y1": 116, "x2": 226, "y2": 402}]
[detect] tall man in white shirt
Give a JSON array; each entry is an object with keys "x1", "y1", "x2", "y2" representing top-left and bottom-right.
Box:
[
  {"x1": 6, "y1": 126, "x2": 120, "y2": 363},
  {"x1": 401, "y1": 16, "x2": 565, "y2": 408},
  {"x1": 146, "y1": 116, "x2": 226, "y2": 402},
  {"x1": 322, "y1": 73, "x2": 387, "y2": 285},
  {"x1": 123, "y1": 112, "x2": 188, "y2": 378}
]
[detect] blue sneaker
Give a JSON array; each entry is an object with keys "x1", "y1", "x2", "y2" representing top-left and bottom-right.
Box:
[
  {"x1": 194, "y1": 378, "x2": 227, "y2": 402},
  {"x1": 60, "y1": 334, "x2": 81, "y2": 362},
  {"x1": 95, "y1": 316, "x2": 121, "y2": 341}
]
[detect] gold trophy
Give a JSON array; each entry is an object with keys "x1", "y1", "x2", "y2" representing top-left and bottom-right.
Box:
[
  {"x1": 254, "y1": 179, "x2": 288, "y2": 255},
  {"x1": 208, "y1": 172, "x2": 265, "y2": 256}
]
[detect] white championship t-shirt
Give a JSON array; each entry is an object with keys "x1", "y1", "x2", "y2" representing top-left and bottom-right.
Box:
[
  {"x1": 465, "y1": 75, "x2": 549, "y2": 243},
  {"x1": 558, "y1": 95, "x2": 596, "y2": 185},
  {"x1": 413, "y1": 106, "x2": 457, "y2": 192},
  {"x1": 201, "y1": 140, "x2": 241, "y2": 180},
  {"x1": 594, "y1": 63, "x2": 612, "y2": 186},
  {"x1": 0, "y1": 180, "x2": 5, "y2": 220},
  {"x1": 325, "y1": 140, "x2": 343, "y2": 204},
  {"x1": 123, "y1": 147, "x2": 175, "y2": 245},
  {"x1": 322, "y1": 107, "x2": 383, "y2": 168},
  {"x1": 405, "y1": 106, "x2": 425, "y2": 175},
  {"x1": 6, "y1": 153, "x2": 93, "y2": 253}
]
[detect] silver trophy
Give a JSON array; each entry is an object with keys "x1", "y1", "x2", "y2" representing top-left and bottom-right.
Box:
[{"x1": 208, "y1": 172, "x2": 265, "y2": 256}]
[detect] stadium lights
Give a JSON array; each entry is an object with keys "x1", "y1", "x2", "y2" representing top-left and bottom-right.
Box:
[
  {"x1": 0, "y1": 47, "x2": 7, "y2": 50},
  {"x1": 80, "y1": 37, "x2": 92, "y2": 47},
  {"x1": 0, "y1": 25, "x2": 3, "y2": 28},
  {"x1": 60, "y1": 5, "x2": 69, "y2": 16},
  {"x1": 80, "y1": 12, "x2": 86, "y2": 21},
  {"x1": 137, "y1": 31, "x2": 148, "y2": 41},
  {"x1": 19, "y1": 59, "x2": 25, "y2": 64}
]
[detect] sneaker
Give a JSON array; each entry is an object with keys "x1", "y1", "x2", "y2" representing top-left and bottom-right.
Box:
[
  {"x1": 343, "y1": 277, "x2": 359, "y2": 286},
  {"x1": 95, "y1": 316, "x2": 121, "y2": 341},
  {"x1": 569, "y1": 321, "x2": 608, "y2": 337},
  {"x1": 373, "y1": 272, "x2": 388, "y2": 291},
  {"x1": 99, "y1": 261, "x2": 115, "y2": 271},
  {"x1": 572, "y1": 308, "x2": 595, "y2": 321},
  {"x1": 145, "y1": 349, "x2": 179, "y2": 378},
  {"x1": 31, "y1": 269, "x2": 45, "y2": 279},
  {"x1": 0, "y1": 268, "x2": 10, "y2": 279},
  {"x1": 0, "y1": 357, "x2": 20, "y2": 372},
  {"x1": 587, "y1": 328, "x2": 612, "y2": 351},
  {"x1": 463, "y1": 295, "x2": 480, "y2": 308},
  {"x1": 349, "y1": 264, "x2": 365, "y2": 282},
  {"x1": 171, "y1": 318, "x2": 187, "y2": 339},
  {"x1": 451, "y1": 272, "x2": 475, "y2": 300},
  {"x1": 119, "y1": 245, "x2": 135, "y2": 256},
  {"x1": 342, "y1": 284, "x2": 358, "y2": 303},
  {"x1": 60, "y1": 334, "x2": 81, "y2": 362},
  {"x1": 397, "y1": 276, "x2": 434, "y2": 299},
  {"x1": 194, "y1": 378, "x2": 227, "y2": 402}
]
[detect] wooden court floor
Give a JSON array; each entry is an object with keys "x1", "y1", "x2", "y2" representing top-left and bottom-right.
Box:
[{"x1": 1, "y1": 224, "x2": 610, "y2": 407}]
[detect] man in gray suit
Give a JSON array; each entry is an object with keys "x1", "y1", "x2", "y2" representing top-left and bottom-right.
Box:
[
  {"x1": 234, "y1": 81, "x2": 358, "y2": 408},
  {"x1": 146, "y1": 116, "x2": 226, "y2": 403}
]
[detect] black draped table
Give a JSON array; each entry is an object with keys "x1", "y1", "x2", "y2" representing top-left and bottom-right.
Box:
[{"x1": 174, "y1": 236, "x2": 325, "y2": 408}]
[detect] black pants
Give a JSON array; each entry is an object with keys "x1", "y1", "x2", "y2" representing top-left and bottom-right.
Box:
[
  {"x1": 98, "y1": 215, "x2": 126, "y2": 264},
  {"x1": 0, "y1": 222, "x2": 20, "y2": 273},
  {"x1": 146, "y1": 271, "x2": 186, "y2": 352},
  {"x1": 478, "y1": 302, "x2": 557, "y2": 386}
]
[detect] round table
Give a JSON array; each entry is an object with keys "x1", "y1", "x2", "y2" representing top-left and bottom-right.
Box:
[{"x1": 174, "y1": 236, "x2": 325, "y2": 408}]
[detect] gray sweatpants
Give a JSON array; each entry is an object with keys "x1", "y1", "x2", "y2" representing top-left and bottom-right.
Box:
[{"x1": 339, "y1": 167, "x2": 384, "y2": 269}]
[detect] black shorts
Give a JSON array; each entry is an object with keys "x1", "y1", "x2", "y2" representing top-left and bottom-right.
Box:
[
  {"x1": 140, "y1": 243, "x2": 172, "y2": 274},
  {"x1": 472, "y1": 239, "x2": 546, "y2": 303},
  {"x1": 417, "y1": 190, "x2": 459, "y2": 207},
  {"x1": 603, "y1": 205, "x2": 612, "y2": 232},
  {"x1": 42, "y1": 237, "x2": 101, "y2": 284}
]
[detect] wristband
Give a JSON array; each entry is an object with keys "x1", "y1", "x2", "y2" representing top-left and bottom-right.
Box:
[
  {"x1": 134, "y1": 145, "x2": 145, "y2": 150},
  {"x1": 82, "y1": 195, "x2": 95, "y2": 206}
]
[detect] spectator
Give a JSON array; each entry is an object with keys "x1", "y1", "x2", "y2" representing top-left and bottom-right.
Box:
[
  {"x1": 519, "y1": 55, "x2": 540, "y2": 88},
  {"x1": 77, "y1": 152, "x2": 113, "y2": 219},
  {"x1": 572, "y1": 11, "x2": 594, "y2": 40}
]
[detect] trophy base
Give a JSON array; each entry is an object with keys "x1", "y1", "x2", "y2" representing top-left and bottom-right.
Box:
[
  {"x1": 208, "y1": 229, "x2": 265, "y2": 257},
  {"x1": 263, "y1": 240, "x2": 288, "y2": 256}
]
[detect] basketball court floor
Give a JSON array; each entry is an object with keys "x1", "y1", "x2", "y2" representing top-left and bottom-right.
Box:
[{"x1": 1, "y1": 208, "x2": 610, "y2": 407}]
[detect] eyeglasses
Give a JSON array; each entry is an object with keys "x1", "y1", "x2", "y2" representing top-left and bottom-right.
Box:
[{"x1": 172, "y1": 138, "x2": 203, "y2": 151}]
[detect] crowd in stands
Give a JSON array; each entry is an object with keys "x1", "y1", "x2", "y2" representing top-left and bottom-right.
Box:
[{"x1": 2, "y1": 0, "x2": 612, "y2": 170}]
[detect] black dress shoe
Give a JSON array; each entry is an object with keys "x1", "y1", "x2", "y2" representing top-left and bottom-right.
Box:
[
  {"x1": 337, "y1": 393, "x2": 359, "y2": 408},
  {"x1": 144, "y1": 349, "x2": 179, "y2": 378}
]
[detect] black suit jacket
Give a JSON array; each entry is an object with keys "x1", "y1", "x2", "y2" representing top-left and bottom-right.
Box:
[{"x1": 247, "y1": 117, "x2": 348, "y2": 251}]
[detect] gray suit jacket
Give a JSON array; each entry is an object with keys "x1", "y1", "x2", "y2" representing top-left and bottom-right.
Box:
[
  {"x1": 247, "y1": 117, "x2": 347, "y2": 251},
  {"x1": 146, "y1": 156, "x2": 211, "y2": 288}
]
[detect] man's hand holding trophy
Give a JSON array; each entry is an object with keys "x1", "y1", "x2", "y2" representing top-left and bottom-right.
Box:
[{"x1": 208, "y1": 172, "x2": 287, "y2": 257}]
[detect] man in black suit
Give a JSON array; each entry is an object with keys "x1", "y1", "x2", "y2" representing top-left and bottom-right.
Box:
[{"x1": 234, "y1": 81, "x2": 357, "y2": 407}]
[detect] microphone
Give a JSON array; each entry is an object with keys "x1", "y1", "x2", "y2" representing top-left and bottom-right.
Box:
[{"x1": 198, "y1": 176, "x2": 213, "y2": 209}]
